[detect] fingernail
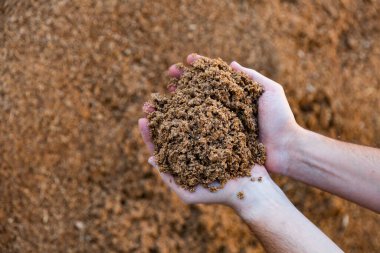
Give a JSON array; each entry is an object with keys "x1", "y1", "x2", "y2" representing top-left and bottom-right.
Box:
[
  {"x1": 167, "y1": 83, "x2": 177, "y2": 93},
  {"x1": 148, "y1": 156, "x2": 157, "y2": 168},
  {"x1": 143, "y1": 102, "x2": 155, "y2": 114}
]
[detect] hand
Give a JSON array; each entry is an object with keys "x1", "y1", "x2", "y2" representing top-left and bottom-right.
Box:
[
  {"x1": 137, "y1": 54, "x2": 293, "y2": 218},
  {"x1": 138, "y1": 55, "x2": 344, "y2": 253},
  {"x1": 230, "y1": 61, "x2": 301, "y2": 175},
  {"x1": 139, "y1": 123, "x2": 343, "y2": 253},
  {"x1": 147, "y1": 155, "x2": 288, "y2": 217},
  {"x1": 140, "y1": 117, "x2": 291, "y2": 220},
  {"x1": 154, "y1": 53, "x2": 301, "y2": 175}
]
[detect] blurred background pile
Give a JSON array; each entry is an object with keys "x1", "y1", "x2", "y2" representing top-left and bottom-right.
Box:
[{"x1": 0, "y1": 0, "x2": 379, "y2": 252}]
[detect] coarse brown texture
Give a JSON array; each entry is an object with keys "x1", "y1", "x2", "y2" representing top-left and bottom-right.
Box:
[
  {"x1": 237, "y1": 192, "x2": 245, "y2": 200},
  {"x1": 148, "y1": 58, "x2": 265, "y2": 191},
  {"x1": 0, "y1": 1, "x2": 380, "y2": 253}
]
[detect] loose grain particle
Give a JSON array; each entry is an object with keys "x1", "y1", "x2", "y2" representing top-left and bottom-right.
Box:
[{"x1": 237, "y1": 191, "x2": 245, "y2": 199}]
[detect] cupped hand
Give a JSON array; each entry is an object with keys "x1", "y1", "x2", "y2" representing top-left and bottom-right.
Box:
[
  {"x1": 230, "y1": 61, "x2": 300, "y2": 175},
  {"x1": 139, "y1": 117, "x2": 281, "y2": 212},
  {"x1": 160, "y1": 53, "x2": 300, "y2": 175},
  {"x1": 138, "y1": 54, "x2": 293, "y2": 214}
]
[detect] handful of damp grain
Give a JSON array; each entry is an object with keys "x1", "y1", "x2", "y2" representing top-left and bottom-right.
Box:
[{"x1": 148, "y1": 57, "x2": 266, "y2": 192}]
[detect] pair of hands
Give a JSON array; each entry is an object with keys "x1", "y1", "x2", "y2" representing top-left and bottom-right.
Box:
[{"x1": 138, "y1": 53, "x2": 300, "y2": 216}]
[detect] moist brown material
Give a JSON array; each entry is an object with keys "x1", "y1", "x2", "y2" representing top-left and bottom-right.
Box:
[
  {"x1": 1, "y1": 1, "x2": 380, "y2": 252},
  {"x1": 237, "y1": 192, "x2": 245, "y2": 200},
  {"x1": 148, "y1": 58, "x2": 266, "y2": 191}
]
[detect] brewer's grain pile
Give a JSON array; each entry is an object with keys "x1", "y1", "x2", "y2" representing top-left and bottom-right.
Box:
[
  {"x1": 149, "y1": 57, "x2": 265, "y2": 192},
  {"x1": 0, "y1": 1, "x2": 379, "y2": 252}
]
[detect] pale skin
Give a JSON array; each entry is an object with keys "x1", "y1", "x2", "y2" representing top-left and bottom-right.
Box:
[{"x1": 139, "y1": 53, "x2": 380, "y2": 252}]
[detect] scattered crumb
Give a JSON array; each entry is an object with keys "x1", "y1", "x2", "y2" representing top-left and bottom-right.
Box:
[
  {"x1": 209, "y1": 186, "x2": 218, "y2": 192},
  {"x1": 258, "y1": 176, "x2": 263, "y2": 182},
  {"x1": 237, "y1": 191, "x2": 245, "y2": 200},
  {"x1": 250, "y1": 177, "x2": 256, "y2": 182}
]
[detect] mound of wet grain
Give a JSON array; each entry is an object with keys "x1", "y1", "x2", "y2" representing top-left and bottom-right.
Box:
[{"x1": 148, "y1": 57, "x2": 266, "y2": 191}]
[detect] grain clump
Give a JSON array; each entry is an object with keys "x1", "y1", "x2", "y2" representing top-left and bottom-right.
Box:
[{"x1": 148, "y1": 57, "x2": 266, "y2": 191}]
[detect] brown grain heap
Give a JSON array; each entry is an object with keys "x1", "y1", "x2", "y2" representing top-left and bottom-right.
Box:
[{"x1": 148, "y1": 57, "x2": 266, "y2": 191}]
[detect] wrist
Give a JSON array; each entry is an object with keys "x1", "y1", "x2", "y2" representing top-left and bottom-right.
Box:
[
  {"x1": 237, "y1": 196, "x2": 297, "y2": 234},
  {"x1": 284, "y1": 126, "x2": 314, "y2": 178},
  {"x1": 280, "y1": 124, "x2": 309, "y2": 176},
  {"x1": 229, "y1": 176, "x2": 295, "y2": 225}
]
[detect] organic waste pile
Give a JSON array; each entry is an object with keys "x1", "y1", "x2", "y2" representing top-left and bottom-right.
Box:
[
  {"x1": 148, "y1": 57, "x2": 265, "y2": 192},
  {"x1": 1, "y1": 1, "x2": 380, "y2": 253}
]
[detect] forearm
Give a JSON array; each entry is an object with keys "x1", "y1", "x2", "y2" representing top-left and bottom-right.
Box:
[
  {"x1": 229, "y1": 175, "x2": 342, "y2": 253},
  {"x1": 287, "y1": 128, "x2": 380, "y2": 212},
  {"x1": 238, "y1": 196, "x2": 343, "y2": 253}
]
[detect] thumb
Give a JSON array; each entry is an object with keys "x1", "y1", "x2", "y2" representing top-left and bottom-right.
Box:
[{"x1": 230, "y1": 61, "x2": 280, "y2": 92}]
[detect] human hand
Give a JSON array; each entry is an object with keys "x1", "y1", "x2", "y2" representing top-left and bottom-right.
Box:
[
  {"x1": 138, "y1": 54, "x2": 293, "y2": 219},
  {"x1": 162, "y1": 53, "x2": 302, "y2": 175},
  {"x1": 139, "y1": 116, "x2": 291, "y2": 220},
  {"x1": 138, "y1": 55, "x2": 344, "y2": 253},
  {"x1": 229, "y1": 61, "x2": 301, "y2": 175}
]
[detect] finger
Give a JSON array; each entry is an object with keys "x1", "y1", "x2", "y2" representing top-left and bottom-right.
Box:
[
  {"x1": 161, "y1": 174, "x2": 220, "y2": 204},
  {"x1": 230, "y1": 61, "x2": 279, "y2": 91},
  {"x1": 148, "y1": 156, "x2": 158, "y2": 167},
  {"x1": 167, "y1": 54, "x2": 204, "y2": 92},
  {"x1": 169, "y1": 54, "x2": 205, "y2": 78},
  {"x1": 148, "y1": 157, "x2": 175, "y2": 187},
  {"x1": 148, "y1": 156, "x2": 220, "y2": 204},
  {"x1": 167, "y1": 83, "x2": 177, "y2": 93},
  {"x1": 160, "y1": 173, "x2": 189, "y2": 195},
  {"x1": 168, "y1": 64, "x2": 184, "y2": 78},
  {"x1": 189, "y1": 185, "x2": 227, "y2": 204},
  {"x1": 138, "y1": 118, "x2": 154, "y2": 154},
  {"x1": 186, "y1": 53, "x2": 205, "y2": 64},
  {"x1": 143, "y1": 102, "x2": 155, "y2": 114},
  {"x1": 148, "y1": 157, "x2": 191, "y2": 196}
]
